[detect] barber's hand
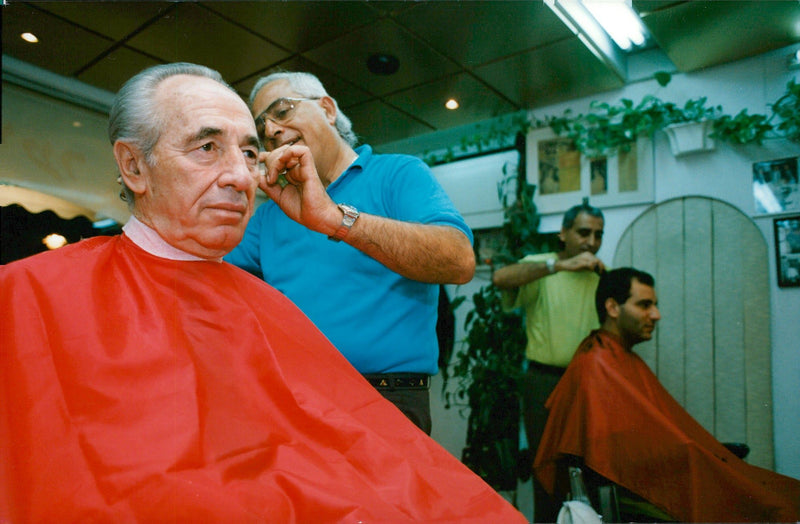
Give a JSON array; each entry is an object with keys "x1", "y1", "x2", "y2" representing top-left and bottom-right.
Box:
[
  {"x1": 259, "y1": 145, "x2": 339, "y2": 233},
  {"x1": 561, "y1": 251, "x2": 606, "y2": 274}
]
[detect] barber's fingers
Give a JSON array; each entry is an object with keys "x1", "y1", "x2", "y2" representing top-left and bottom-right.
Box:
[{"x1": 263, "y1": 144, "x2": 314, "y2": 186}]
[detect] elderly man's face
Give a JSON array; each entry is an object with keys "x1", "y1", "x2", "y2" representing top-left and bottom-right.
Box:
[{"x1": 136, "y1": 75, "x2": 261, "y2": 258}]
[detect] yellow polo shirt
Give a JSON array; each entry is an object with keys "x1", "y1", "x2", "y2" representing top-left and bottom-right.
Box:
[{"x1": 502, "y1": 253, "x2": 600, "y2": 367}]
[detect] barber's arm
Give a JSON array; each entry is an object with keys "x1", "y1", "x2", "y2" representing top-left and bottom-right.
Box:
[
  {"x1": 343, "y1": 215, "x2": 474, "y2": 284},
  {"x1": 261, "y1": 145, "x2": 475, "y2": 285},
  {"x1": 492, "y1": 251, "x2": 605, "y2": 289}
]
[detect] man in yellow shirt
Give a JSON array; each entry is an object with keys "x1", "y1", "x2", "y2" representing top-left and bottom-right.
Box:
[{"x1": 492, "y1": 202, "x2": 605, "y2": 522}]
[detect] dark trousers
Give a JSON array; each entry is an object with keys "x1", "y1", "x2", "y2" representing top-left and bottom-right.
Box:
[
  {"x1": 373, "y1": 387, "x2": 432, "y2": 435},
  {"x1": 522, "y1": 361, "x2": 566, "y2": 523}
]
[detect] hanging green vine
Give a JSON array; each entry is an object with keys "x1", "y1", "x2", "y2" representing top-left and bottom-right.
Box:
[{"x1": 423, "y1": 76, "x2": 800, "y2": 163}]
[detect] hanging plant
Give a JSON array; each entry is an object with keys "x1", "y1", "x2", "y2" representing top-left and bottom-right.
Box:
[
  {"x1": 770, "y1": 78, "x2": 800, "y2": 143},
  {"x1": 547, "y1": 94, "x2": 721, "y2": 158}
]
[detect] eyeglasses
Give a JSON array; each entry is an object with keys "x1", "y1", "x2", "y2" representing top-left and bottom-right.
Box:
[{"x1": 254, "y1": 97, "x2": 318, "y2": 139}]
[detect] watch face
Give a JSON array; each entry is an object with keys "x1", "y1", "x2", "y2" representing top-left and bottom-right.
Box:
[{"x1": 339, "y1": 204, "x2": 359, "y2": 218}]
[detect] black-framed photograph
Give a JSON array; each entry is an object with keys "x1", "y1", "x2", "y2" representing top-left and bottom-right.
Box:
[
  {"x1": 472, "y1": 227, "x2": 506, "y2": 267},
  {"x1": 754, "y1": 156, "x2": 799, "y2": 214},
  {"x1": 774, "y1": 215, "x2": 800, "y2": 287}
]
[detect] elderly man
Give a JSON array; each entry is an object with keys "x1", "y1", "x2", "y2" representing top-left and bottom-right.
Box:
[
  {"x1": 225, "y1": 71, "x2": 475, "y2": 434},
  {"x1": 492, "y1": 201, "x2": 605, "y2": 521},
  {"x1": 534, "y1": 268, "x2": 800, "y2": 522},
  {"x1": 0, "y1": 63, "x2": 525, "y2": 523}
]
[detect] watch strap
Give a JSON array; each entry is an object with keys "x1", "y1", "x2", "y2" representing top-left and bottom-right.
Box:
[{"x1": 328, "y1": 203, "x2": 359, "y2": 242}]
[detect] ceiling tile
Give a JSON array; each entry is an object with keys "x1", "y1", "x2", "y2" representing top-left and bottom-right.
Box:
[
  {"x1": 2, "y1": 3, "x2": 116, "y2": 76},
  {"x1": 77, "y1": 46, "x2": 163, "y2": 94},
  {"x1": 302, "y1": 18, "x2": 460, "y2": 97},
  {"x1": 124, "y1": 3, "x2": 290, "y2": 84},
  {"x1": 24, "y1": 1, "x2": 173, "y2": 41},
  {"x1": 201, "y1": 1, "x2": 380, "y2": 53},
  {"x1": 385, "y1": 73, "x2": 518, "y2": 130},
  {"x1": 231, "y1": 55, "x2": 374, "y2": 109},
  {"x1": 394, "y1": 1, "x2": 572, "y2": 68},
  {"x1": 344, "y1": 100, "x2": 435, "y2": 146},
  {"x1": 474, "y1": 39, "x2": 624, "y2": 109}
]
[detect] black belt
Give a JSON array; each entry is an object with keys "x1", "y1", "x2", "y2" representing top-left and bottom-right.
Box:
[
  {"x1": 527, "y1": 359, "x2": 566, "y2": 375},
  {"x1": 363, "y1": 373, "x2": 430, "y2": 390}
]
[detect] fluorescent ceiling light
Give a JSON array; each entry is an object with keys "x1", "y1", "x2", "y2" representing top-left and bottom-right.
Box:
[
  {"x1": 582, "y1": 0, "x2": 649, "y2": 51},
  {"x1": 545, "y1": 0, "x2": 627, "y2": 80}
]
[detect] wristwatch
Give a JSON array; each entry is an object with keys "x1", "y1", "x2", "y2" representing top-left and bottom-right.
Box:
[
  {"x1": 328, "y1": 203, "x2": 359, "y2": 242},
  {"x1": 546, "y1": 257, "x2": 557, "y2": 274}
]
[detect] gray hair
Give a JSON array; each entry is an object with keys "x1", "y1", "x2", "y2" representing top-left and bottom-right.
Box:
[
  {"x1": 108, "y1": 62, "x2": 234, "y2": 206},
  {"x1": 249, "y1": 71, "x2": 358, "y2": 147}
]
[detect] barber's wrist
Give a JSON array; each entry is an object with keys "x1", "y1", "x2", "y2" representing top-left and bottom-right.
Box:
[{"x1": 545, "y1": 258, "x2": 557, "y2": 274}]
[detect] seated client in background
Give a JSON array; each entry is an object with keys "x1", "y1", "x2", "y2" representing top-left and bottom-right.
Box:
[{"x1": 534, "y1": 267, "x2": 800, "y2": 523}]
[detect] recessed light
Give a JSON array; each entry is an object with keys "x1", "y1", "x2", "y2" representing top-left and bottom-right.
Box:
[
  {"x1": 72, "y1": 121, "x2": 83, "y2": 128},
  {"x1": 366, "y1": 53, "x2": 400, "y2": 75},
  {"x1": 445, "y1": 99, "x2": 459, "y2": 110},
  {"x1": 21, "y1": 32, "x2": 39, "y2": 43}
]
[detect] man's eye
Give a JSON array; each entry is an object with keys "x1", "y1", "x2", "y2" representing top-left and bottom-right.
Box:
[{"x1": 200, "y1": 142, "x2": 215, "y2": 152}]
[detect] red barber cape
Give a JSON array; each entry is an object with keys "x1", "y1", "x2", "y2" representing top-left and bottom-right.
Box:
[
  {"x1": 534, "y1": 329, "x2": 800, "y2": 523},
  {"x1": 1, "y1": 235, "x2": 525, "y2": 523}
]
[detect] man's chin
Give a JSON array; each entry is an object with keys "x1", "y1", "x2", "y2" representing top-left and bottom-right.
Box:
[{"x1": 191, "y1": 225, "x2": 247, "y2": 258}]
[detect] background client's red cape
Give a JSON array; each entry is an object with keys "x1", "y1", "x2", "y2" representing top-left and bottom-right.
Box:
[{"x1": 535, "y1": 329, "x2": 800, "y2": 522}]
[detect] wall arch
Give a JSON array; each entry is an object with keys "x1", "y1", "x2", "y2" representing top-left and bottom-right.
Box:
[{"x1": 614, "y1": 196, "x2": 773, "y2": 468}]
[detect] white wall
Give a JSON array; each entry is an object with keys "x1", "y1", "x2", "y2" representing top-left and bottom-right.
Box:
[{"x1": 402, "y1": 43, "x2": 800, "y2": 482}]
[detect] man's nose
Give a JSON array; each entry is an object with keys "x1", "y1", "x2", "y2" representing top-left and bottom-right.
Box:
[
  {"x1": 263, "y1": 118, "x2": 284, "y2": 138},
  {"x1": 220, "y1": 149, "x2": 258, "y2": 191},
  {"x1": 651, "y1": 306, "x2": 661, "y2": 321}
]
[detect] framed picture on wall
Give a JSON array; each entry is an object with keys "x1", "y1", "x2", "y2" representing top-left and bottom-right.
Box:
[
  {"x1": 774, "y1": 215, "x2": 800, "y2": 288},
  {"x1": 526, "y1": 127, "x2": 654, "y2": 215},
  {"x1": 753, "y1": 156, "x2": 799, "y2": 215}
]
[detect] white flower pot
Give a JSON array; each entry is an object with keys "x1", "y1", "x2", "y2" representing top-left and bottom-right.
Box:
[{"x1": 663, "y1": 120, "x2": 716, "y2": 157}]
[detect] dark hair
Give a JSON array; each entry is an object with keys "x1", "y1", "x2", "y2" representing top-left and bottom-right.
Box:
[
  {"x1": 595, "y1": 267, "x2": 655, "y2": 322},
  {"x1": 562, "y1": 202, "x2": 604, "y2": 229}
]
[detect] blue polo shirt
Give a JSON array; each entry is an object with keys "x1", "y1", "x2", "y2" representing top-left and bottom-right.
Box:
[{"x1": 225, "y1": 145, "x2": 472, "y2": 375}]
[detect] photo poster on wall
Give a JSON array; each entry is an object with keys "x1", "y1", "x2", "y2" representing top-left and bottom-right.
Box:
[
  {"x1": 430, "y1": 148, "x2": 520, "y2": 231},
  {"x1": 526, "y1": 127, "x2": 654, "y2": 215},
  {"x1": 774, "y1": 215, "x2": 800, "y2": 287},
  {"x1": 753, "y1": 156, "x2": 799, "y2": 215}
]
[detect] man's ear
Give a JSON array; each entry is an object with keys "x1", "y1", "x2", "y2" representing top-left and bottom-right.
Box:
[
  {"x1": 319, "y1": 96, "x2": 338, "y2": 126},
  {"x1": 113, "y1": 141, "x2": 147, "y2": 195},
  {"x1": 558, "y1": 227, "x2": 567, "y2": 243},
  {"x1": 605, "y1": 297, "x2": 620, "y2": 320}
]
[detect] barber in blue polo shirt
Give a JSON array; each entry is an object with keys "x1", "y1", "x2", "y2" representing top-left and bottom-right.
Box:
[{"x1": 225, "y1": 71, "x2": 475, "y2": 435}]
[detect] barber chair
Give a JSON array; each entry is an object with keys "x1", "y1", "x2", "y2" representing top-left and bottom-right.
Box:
[
  {"x1": 559, "y1": 456, "x2": 675, "y2": 523},
  {"x1": 561, "y1": 443, "x2": 749, "y2": 523}
]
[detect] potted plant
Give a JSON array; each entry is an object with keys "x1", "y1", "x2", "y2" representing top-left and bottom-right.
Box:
[
  {"x1": 443, "y1": 159, "x2": 553, "y2": 501},
  {"x1": 659, "y1": 96, "x2": 722, "y2": 156},
  {"x1": 547, "y1": 93, "x2": 721, "y2": 158}
]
